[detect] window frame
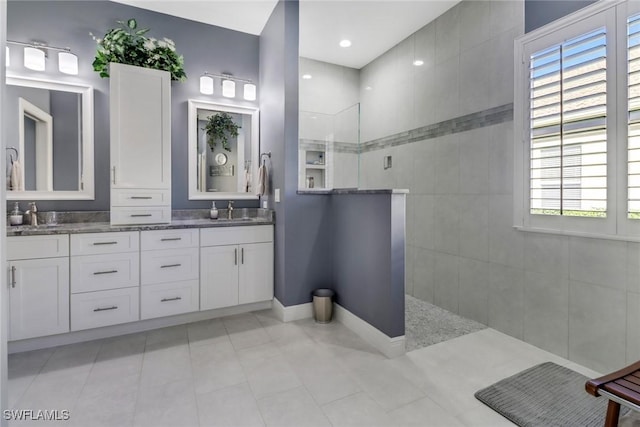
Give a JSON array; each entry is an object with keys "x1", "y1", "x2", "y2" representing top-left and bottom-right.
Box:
[{"x1": 514, "y1": 0, "x2": 626, "y2": 239}]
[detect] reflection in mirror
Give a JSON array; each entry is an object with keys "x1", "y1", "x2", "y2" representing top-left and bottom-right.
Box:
[
  {"x1": 188, "y1": 100, "x2": 259, "y2": 200},
  {"x1": 5, "y1": 76, "x2": 94, "y2": 200}
]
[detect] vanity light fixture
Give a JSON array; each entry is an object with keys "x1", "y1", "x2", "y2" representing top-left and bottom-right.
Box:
[
  {"x1": 199, "y1": 75, "x2": 214, "y2": 95},
  {"x1": 24, "y1": 46, "x2": 45, "y2": 71},
  {"x1": 244, "y1": 83, "x2": 256, "y2": 101},
  {"x1": 199, "y1": 72, "x2": 257, "y2": 101},
  {"x1": 222, "y1": 78, "x2": 235, "y2": 98},
  {"x1": 8, "y1": 40, "x2": 78, "y2": 75},
  {"x1": 58, "y1": 51, "x2": 78, "y2": 75},
  {"x1": 339, "y1": 39, "x2": 352, "y2": 48}
]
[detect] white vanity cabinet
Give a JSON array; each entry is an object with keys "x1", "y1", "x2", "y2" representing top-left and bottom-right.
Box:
[
  {"x1": 140, "y1": 229, "x2": 200, "y2": 320},
  {"x1": 200, "y1": 226, "x2": 273, "y2": 310},
  {"x1": 7, "y1": 235, "x2": 70, "y2": 340},
  {"x1": 70, "y1": 232, "x2": 140, "y2": 331},
  {"x1": 110, "y1": 63, "x2": 171, "y2": 225}
]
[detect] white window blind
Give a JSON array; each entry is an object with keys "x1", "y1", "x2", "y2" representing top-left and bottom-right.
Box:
[
  {"x1": 628, "y1": 13, "x2": 640, "y2": 218},
  {"x1": 529, "y1": 28, "x2": 607, "y2": 218}
]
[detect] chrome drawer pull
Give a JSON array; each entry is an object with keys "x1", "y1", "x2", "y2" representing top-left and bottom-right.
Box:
[
  {"x1": 93, "y1": 306, "x2": 118, "y2": 312},
  {"x1": 130, "y1": 214, "x2": 152, "y2": 217},
  {"x1": 160, "y1": 237, "x2": 182, "y2": 241},
  {"x1": 241, "y1": 248, "x2": 244, "y2": 264},
  {"x1": 234, "y1": 248, "x2": 238, "y2": 265},
  {"x1": 130, "y1": 196, "x2": 152, "y2": 199},
  {"x1": 10, "y1": 266, "x2": 16, "y2": 288},
  {"x1": 160, "y1": 264, "x2": 182, "y2": 268},
  {"x1": 93, "y1": 241, "x2": 118, "y2": 246},
  {"x1": 93, "y1": 270, "x2": 118, "y2": 275},
  {"x1": 161, "y1": 297, "x2": 182, "y2": 302}
]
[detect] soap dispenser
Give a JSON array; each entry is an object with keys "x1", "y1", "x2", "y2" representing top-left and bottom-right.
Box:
[
  {"x1": 210, "y1": 202, "x2": 218, "y2": 220},
  {"x1": 9, "y1": 202, "x2": 23, "y2": 226}
]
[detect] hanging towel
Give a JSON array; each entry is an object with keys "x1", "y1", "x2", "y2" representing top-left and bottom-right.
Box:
[
  {"x1": 256, "y1": 162, "x2": 268, "y2": 196},
  {"x1": 9, "y1": 160, "x2": 23, "y2": 191}
]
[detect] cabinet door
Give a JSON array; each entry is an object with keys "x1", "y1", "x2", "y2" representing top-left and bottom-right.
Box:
[
  {"x1": 239, "y1": 242, "x2": 273, "y2": 305},
  {"x1": 9, "y1": 258, "x2": 70, "y2": 340},
  {"x1": 110, "y1": 63, "x2": 171, "y2": 189},
  {"x1": 200, "y1": 245, "x2": 239, "y2": 310}
]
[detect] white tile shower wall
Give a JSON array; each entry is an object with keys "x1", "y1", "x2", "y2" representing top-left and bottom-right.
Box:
[{"x1": 360, "y1": 0, "x2": 638, "y2": 374}]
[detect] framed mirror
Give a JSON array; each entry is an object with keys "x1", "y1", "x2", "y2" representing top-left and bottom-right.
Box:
[
  {"x1": 188, "y1": 100, "x2": 259, "y2": 200},
  {"x1": 5, "y1": 75, "x2": 94, "y2": 200}
]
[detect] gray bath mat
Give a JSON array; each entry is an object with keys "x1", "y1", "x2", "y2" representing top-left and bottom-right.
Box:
[{"x1": 475, "y1": 362, "x2": 630, "y2": 427}]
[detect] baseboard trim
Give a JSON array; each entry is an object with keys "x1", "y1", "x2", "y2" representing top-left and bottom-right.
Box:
[
  {"x1": 9, "y1": 300, "x2": 272, "y2": 354},
  {"x1": 272, "y1": 298, "x2": 313, "y2": 322},
  {"x1": 334, "y1": 304, "x2": 405, "y2": 358}
]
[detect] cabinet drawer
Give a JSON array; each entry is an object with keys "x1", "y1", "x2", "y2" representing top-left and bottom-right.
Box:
[
  {"x1": 111, "y1": 207, "x2": 171, "y2": 225},
  {"x1": 200, "y1": 225, "x2": 273, "y2": 247},
  {"x1": 71, "y1": 287, "x2": 139, "y2": 331},
  {"x1": 71, "y1": 252, "x2": 140, "y2": 293},
  {"x1": 140, "y1": 280, "x2": 199, "y2": 320},
  {"x1": 71, "y1": 232, "x2": 139, "y2": 256},
  {"x1": 141, "y1": 247, "x2": 198, "y2": 285},
  {"x1": 8, "y1": 235, "x2": 69, "y2": 260},
  {"x1": 111, "y1": 189, "x2": 170, "y2": 207},
  {"x1": 141, "y1": 229, "x2": 199, "y2": 251}
]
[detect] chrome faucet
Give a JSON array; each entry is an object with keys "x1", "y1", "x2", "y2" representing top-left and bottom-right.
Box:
[
  {"x1": 227, "y1": 201, "x2": 234, "y2": 220},
  {"x1": 25, "y1": 202, "x2": 38, "y2": 226}
]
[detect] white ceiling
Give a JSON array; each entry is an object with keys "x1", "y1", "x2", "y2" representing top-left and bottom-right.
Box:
[
  {"x1": 299, "y1": 1, "x2": 459, "y2": 69},
  {"x1": 111, "y1": 0, "x2": 459, "y2": 69}
]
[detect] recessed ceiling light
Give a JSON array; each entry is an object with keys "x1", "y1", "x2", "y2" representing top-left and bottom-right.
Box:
[
  {"x1": 302, "y1": 74, "x2": 312, "y2": 79},
  {"x1": 339, "y1": 39, "x2": 352, "y2": 48},
  {"x1": 413, "y1": 59, "x2": 424, "y2": 66},
  {"x1": 365, "y1": 86, "x2": 372, "y2": 91}
]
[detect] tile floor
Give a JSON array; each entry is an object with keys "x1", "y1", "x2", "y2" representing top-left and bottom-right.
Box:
[{"x1": 8, "y1": 309, "x2": 601, "y2": 427}]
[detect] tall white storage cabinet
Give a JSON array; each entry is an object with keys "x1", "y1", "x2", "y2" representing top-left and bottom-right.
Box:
[{"x1": 110, "y1": 63, "x2": 172, "y2": 225}]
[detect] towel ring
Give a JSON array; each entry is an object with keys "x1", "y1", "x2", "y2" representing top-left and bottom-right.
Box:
[{"x1": 260, "y1": 152, "x2": 271, "y2": 166}]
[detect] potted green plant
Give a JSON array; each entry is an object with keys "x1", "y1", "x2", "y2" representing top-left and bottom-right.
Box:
[
  {"x1": 203, "y1": 112, "x2": 241, "y2": 152},
  {"x1": 90, "y1": 18, "x2": 186, "y2": 81}
]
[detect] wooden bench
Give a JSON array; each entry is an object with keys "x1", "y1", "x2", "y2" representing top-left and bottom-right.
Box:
[{"x1": 586, "y1": 360, "x2": 640, "y2": 427}]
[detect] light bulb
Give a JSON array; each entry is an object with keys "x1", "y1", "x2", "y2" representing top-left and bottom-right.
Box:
[
  {"x1": 24, "y1": 47, "x2": 45, "y2": 71},
  {"x1": 244, "y1": 83, "x2": 256, "y2": 101},
  {"x1": 58, "y1": 51, "x2": 78, "y2": 75},
  {"x1": 222, "y1": 79, "x2": 235, "y2": 98},
  {"x1": 199, "y1": 75, "x2": 214, "y2": 95}
]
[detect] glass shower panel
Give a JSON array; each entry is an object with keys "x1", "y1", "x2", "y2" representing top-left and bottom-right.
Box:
[{"x1": 298, "y1": 103, "x2": 360, "y2": 190}]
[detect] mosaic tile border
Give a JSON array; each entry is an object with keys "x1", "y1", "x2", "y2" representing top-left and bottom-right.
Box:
[
  {"x1": 298, "y1": 138, "x2": 360, "y2": 154},
  {"x1": 360, "y1": 103, "x2": 513, "y2": 153}
]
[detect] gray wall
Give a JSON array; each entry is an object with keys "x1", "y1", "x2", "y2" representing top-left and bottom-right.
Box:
[
  {"x1": 7, "y1": 0, "x2": 261, "y2": 211},
  {"x1": 524, "y1": 0, "x2": 597, "y2": 32},
  {"x1": 332, "y1": 193, "x2": 406, "y2": 338},
  {"x1": 259, "y1": 0, "x2": 335, "y2": 307}
]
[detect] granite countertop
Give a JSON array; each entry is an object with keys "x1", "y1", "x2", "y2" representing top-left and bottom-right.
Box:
[{"x1": 7, "y1": 212, "x2": 274, "y2": 237}]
